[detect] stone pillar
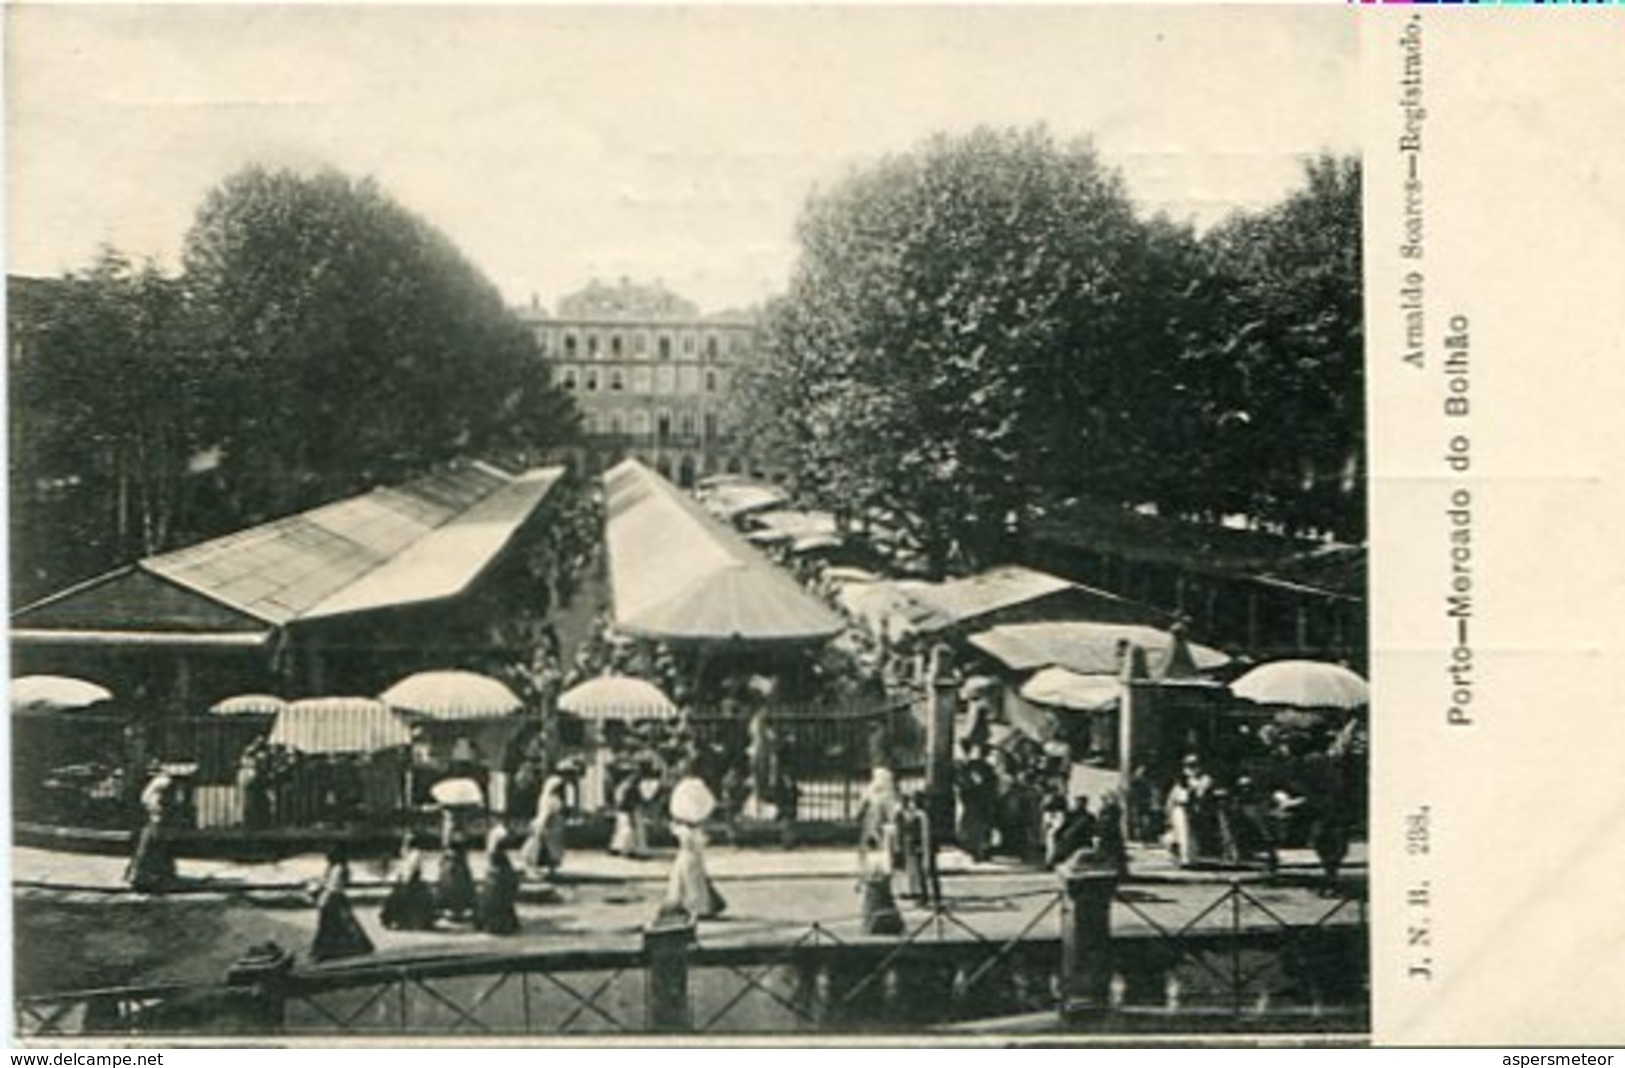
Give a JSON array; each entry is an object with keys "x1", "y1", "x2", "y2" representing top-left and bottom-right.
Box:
[
  {"x1": 924, "y1": 671, "x2": 959, "y2": 837},
  {"x1": 1058, "y1": 860, "x2": 1119, "y2": 1026},
  {"x1": 643, "y1": 918, "x2": 695, "y2": 1032},
  {"x1": 225, "y1": 942, "x2": 294, "y2": 1033}
]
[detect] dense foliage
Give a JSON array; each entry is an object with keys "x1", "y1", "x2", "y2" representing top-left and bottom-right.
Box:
[
  {"x1": 735, "y1": 129, "x2": 1363, "y2": 575},
  {"x1": 10, "y1": 167, "x2": 579, "y2": 602}
]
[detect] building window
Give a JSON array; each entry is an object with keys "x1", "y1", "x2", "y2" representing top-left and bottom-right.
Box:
[
  {"x1": 682, "y1": 333, "x2": 696, "y2": 356},
  {"x1": 609, "y1": 414, "x2": 623, "y2": 436},
  {"x1": 611, "y1": 334, "x2": 623, "y2": 358},
  {"x1": 656, "y1": 411, "x2": 672, "y2": 442},
  {"x1": 705, "y1": 370, "x2": 718, "y2": 393},
  {"x1": 678, "y1": 411, "x2": 695, "y2": 438},
  {"x1": 562, "y1": 368, "x2": 578, "y2": 390},
  {"x1": 658, "y1": 335, "x2": 672, "y2": 360},
  {"x1": 585, "y1": 369, "x2": 599, "y2": 392},
  {"x1": 704, "y1": 412, "x2": 718, "y2": 440},
  {"x1": 564, "y1": 333, "x2": 577, "y2": 357},
  {"x1": 610, "y1": 370, "x2": 625, "y2": 392},
  {"x1": 586, "y1": 333, "x2": 599, "y2": 358},
  {"x1": 632, "y1": 411, "x2": 650, "y2": 436},
  {"x1": 632, "y1": 332, "x2": 647, "y2": 355},
  {"x1": 705, "y1": 335, "x2": 719, "y2": 361}
]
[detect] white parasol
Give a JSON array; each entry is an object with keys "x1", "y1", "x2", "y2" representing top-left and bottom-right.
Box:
[
  {"x1": 381, "y1": 670, "x2": 524, "y2": 721},
  {"x1": 558, "y1": 675, "x2": 677, "y2": 719},
  {"x1": 209, "y1": 693, "x2": 288, "y2": 717},
  {"x1": 11, "y1": 675, "x2": 112, "y2": 713},
  {"x1": 1231, "y1": 660, "x2": 1369, "y2": 710},
  {"x1": 430, "y1": 777, "x2": 486, "y2": 808}
]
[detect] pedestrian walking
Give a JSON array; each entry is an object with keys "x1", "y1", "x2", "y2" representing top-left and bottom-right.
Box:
[
  {"x1": 380, "y1": 845, "x2": 437, "y2": 932},
  {"x1": 895, "y1": 789, "x2": 940, "y2": 906},
  {"x1": 475, "y1": 826, "x2": 522, "y2": 935},
  {"x1": 955, "y1": 745, "x2": 997, "y2": 864},
  {"x1": 523, "y1": 774, "x2": 569, "y2": 879},
  {"x1": 609, "y1": 765, "x2": 651, "y2": 858},
  {"x1": 659, "y1": 764, "x2": 726, "y2": 921},
  {"x1": 125, "y1": 766, "x2": 176, "y2": 893},
  {"x1": 434, "y1": 838, "x2": 478, "y2": 923},
  {"x1": 311, "y1": 846, "x2": 374, "y2": 962}
]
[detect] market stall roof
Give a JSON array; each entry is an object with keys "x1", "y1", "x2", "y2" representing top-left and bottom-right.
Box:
[
  {"x1": 603, "y1": 459, "x2": 844, "y2": 644},
  {"x1": 968, "y1": 621, "x2": 1231, "y2": 677},
  {"x1": 12, "y1": 462, "x2": 563, "y2": 646},
  {"x1": 694, "y1": 479, "x2": 790, "y2": 521},
  {"x1": 901, "y1": 565, "x2": 1170, "y2": 635}
]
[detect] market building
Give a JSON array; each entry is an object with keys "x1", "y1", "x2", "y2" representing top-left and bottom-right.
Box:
[{"x1": 515, "y1": 278, "x2": 761, "y2": 485}]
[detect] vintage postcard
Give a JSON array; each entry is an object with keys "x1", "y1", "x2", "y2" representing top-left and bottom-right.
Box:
[{"x1": 3, "y1": 3, "x2": 1620, "y2": 1048}]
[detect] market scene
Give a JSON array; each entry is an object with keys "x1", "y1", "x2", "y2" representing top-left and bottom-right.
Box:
[{"x1": 8, "y1": 8, "x2": 1366, "y2": 1040}]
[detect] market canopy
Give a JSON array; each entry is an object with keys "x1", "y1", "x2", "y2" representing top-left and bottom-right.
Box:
[
  {"x1": 900, "y1": 565, "x2": 1173, "y2": 636},
  {"x1": 602, "y1": 460, "x2": 844, "y2": 645},
  {"x1": 268, "y1": 697, "x2": 413, "y2": 754},
  {"x1": 12, "y1": 461, "x2": 564, "y2": 648},
  {"x1": 968, "y1": 621, "x2": 1231, "y2": 677},
  {"x1": 694, "y1": 479, "x2": 790, "y2": 522}
]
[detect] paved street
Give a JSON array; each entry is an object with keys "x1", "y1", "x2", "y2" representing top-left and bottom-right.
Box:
[{"x1": 13, "y1": 842, "x2": 1365, "y2": 997}]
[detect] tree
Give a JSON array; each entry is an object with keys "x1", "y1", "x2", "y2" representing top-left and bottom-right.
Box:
[
  {"x1": 738, "y1": 127, "x2": 1150, "y2": 575},
  {"x1": 8, "y1": 250, "x2": 202, "y2": 598},
  {"x1": 182, "y1": 166, "x2": 577, "y2": 526},
  {"x1": 1196, "y1": 155, "x2": 1364, "y2": 540}
]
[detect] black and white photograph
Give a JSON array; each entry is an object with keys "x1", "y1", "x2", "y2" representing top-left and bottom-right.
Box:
[{"x1": 6, "y1": 4, "x2": 1373, "y2": 1042}]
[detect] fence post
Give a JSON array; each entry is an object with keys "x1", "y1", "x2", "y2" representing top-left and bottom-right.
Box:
[
  {"x1": 924, "y1": 672, "x2": 959, "y2": 837},
  {"x1": 643, "y1": 917, "x2": 696, "y2": 1033},
  {"x1": 225, "y1": 942, "x2": 294, "y2": 1033},
  {"x1": 1058, "y1": 857, "x2": 1119, "y2": 1027}
]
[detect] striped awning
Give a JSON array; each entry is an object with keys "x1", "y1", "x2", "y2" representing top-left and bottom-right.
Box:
[{"x1": 268, "y1": 697, "x2": 413, "y2": 754}]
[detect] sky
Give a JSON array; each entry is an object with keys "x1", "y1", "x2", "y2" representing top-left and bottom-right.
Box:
[{"x1": 5, "y1": 5, "x2": 1360, "y2": 315}]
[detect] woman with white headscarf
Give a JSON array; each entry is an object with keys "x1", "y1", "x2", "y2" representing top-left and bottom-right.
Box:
[
  {"x1": 523, "y1": 774, "x2": 569, "y2": 879},
  {"x1": 659, "y1": 761, "x2": 726, "y2": 921}
]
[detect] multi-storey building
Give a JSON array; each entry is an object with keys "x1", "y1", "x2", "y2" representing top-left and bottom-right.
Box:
[{"x1": 518, "y1": 279, "x2": 761, "y2": 486}]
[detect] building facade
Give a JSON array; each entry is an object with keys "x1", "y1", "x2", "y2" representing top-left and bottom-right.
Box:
[{"x1": 518, "y1": 279, "x2": 760, "y2": 486}]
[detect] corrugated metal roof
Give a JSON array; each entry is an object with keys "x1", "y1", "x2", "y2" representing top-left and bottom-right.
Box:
[
  {"x1": 968, "y1": 621, "x2": 1230, "y2": 676},
  {"x1": 603, "y1": 460, "x2": 843, "y2": 644},
  {"x1": 141, "y1": 464, "x2": 561, "y2": 626},
  {"x1": 307, "y1": 467, "x2": 563, "y2": 620},
  {"x1": 903, "y1": 566, "x2": 1077, "y2": 633}
]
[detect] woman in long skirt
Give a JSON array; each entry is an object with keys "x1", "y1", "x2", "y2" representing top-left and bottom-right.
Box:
[
  {"x1": 609, "y1": 771, "x2": 650, "y2": 859},
  {"x1": 523, "y1": 775, "x2": 569, "y2": 879},
  {"x1": 311, "y1": 848, "x2": 374, "y2": 962},
  {"x1": 380, "y1": 848, "x2": 437, "y2": 932},
  {"x1": 434, "y1": 840, "x2": 478, "y2": 922},
  {"x1": 475, "y1": 827, "x2": 522, "y2": 935},
  {"x1": 660, "y1": 770, "x2": 725, "y2": 921},
  {"x1": 125, "y1": 770, "x2": 176, "y2": 893}
]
